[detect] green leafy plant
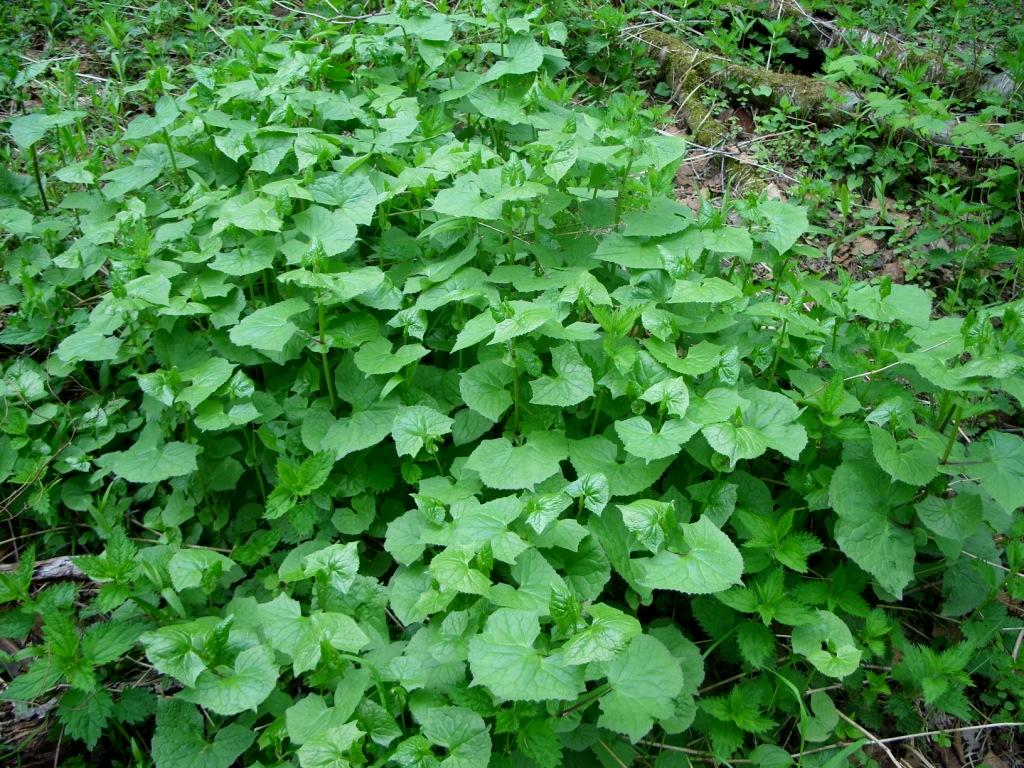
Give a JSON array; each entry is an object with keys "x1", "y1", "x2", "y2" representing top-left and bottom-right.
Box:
[{"x1": 1, "y1": 2, "x2": 1022, "y2": 767}]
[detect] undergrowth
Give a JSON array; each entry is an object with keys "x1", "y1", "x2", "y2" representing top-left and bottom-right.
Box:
[{"x1": 1, "y1": 2, "x2": 1022, "y2": 768}]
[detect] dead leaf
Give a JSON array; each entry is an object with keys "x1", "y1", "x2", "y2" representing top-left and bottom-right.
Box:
[
  {"x1": 979, "y1": 754, "x2": 1008, "y2": 768},
  {"x1": 880, "y1": 261, "x2": 906, "y2": 283},
  {"x1": 854, "y1": 237, "x2": 879, "y2": 256}
]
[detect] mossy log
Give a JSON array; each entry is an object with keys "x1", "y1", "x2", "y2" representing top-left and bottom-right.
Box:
[
  {"x1": 636, "y1": 28, "x2": 1020, "y2": 152},
  {"x1": 638, "y1": 28, "x2": 860, "y2": 147}
]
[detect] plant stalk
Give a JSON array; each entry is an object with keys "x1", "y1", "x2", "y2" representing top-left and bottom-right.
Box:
[
  {"x1": 30, "y1": 144, "x2": 49, "y2": 211},
  {"x1": 318, "y1": 302, "x2": 337, "y2": 411}
]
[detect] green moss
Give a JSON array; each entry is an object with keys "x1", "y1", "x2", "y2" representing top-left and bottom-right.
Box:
[{"x1": 642, "y1": 29, "x2": 859, "y2": 127}]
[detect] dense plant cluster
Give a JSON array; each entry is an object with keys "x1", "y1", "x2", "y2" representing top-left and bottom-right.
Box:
[{"x1": 0, "y1": 2, "x2": 1022, "y2": 767}]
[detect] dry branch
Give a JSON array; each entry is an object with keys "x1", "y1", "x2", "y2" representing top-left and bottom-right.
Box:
[
  {"x1": 633, "y1": 27, "x2": 1020, "y2": 157},
  {"x1": 635, "y1": 27, "x2": 859, "y2": 145},
  {"x1": 0, "y1": 556, "x2": 86, "y2": 581}
]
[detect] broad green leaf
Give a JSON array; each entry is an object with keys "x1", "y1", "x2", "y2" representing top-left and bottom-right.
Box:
[
  {"x1": 278, "y1": 452, "x2": 334, "y2": 495},
  {"x1": 490, "y1": 301, "x2": 557, "y2": 344},
  {"x1": 545, "y1": 139, "x2": 578, "y2": 182},
  {"x1": 915, "y1": 493, "x2": 983, "y2": 558},
  {"x1": 229, "y1": 298, "x2": 309, "y2": 352},
  {"x1": 737, "y1": 622, "x2": 775, "y2": 669},
  {"x1": 151, "y1": 699, "x2": 255, "y2": 768},
  {"x1": 753, "y1": 200, "x2": 808, "y2": 254},
  {"x1": 123, "y1": 95, "x2": 179, "y2": 140},
  {"x1": 125, "y1": 274, "x2": 172, "y2": 305},
  {"x1": 53, "y1": 162, "x2": 93, "y2": 185},
  {"x1": 619, "y1": 499, "x2": 674, "y2": 554},
  {"x1": 452, "y1": 496, "x2": 525, "y2": 555},
  {"x1": 563, "y1": 603, "x2": 642, "y2": 665},
  {"x1": 622, "y1": 198, "x2": 694, "y2": 238},
  {"x1": 524, "y1": 491, "x2": 571, "y2": 535},
  {"x1": 670, "y1": 277, "x2": 742, "y2": 304},
  {"x1": 467, "y1": 608, "x2": 585, "y2": 701},
  {"x1": 568, "y1": 436, "x2": 671, "y2": 497},
  {"x1": 82, "y1": 620, "x2": 145, "y2": 666},
  {"x1": 221, "y1": 196, "x2": 283, "y2": 233},
  {"x1": 453, "y1": 312, "x2": 498, "y2": 352},
  {"x1": 791, "y1": 610, "x2": 862, "y2": 679},
  {"x1": 294, "y1": 205, "x2": 357, "y2": 256},
  {"x1": 54, "y1": 327, "x2": 123, "y2": 363},
  {"x1": 703, "y1": 421, "x2": 769, "y2": 464},
  {"x1": 460, "y1": 360, "x2": 514, "y2": 421},
  {"x1": 309, "y1": 173, "x2": 378, "y2": 227},
  {"x1": 615, "y1": 416, "x2": 698, "y2": 461},
  {"x1": 179, "y1": 358, "x2": 235, "y2": 408},
  {"x1": 392, "y1": 405, "x2": 453, "y2": 457},
  {"x1": 0, "y1": 207, "x2": 33, "y2": 237},
  {"x1": 321, "y1": 402, "x2": 399, "y2": 459},
  {"x1": 101, "y1": 143, "x2": 170, "y2": 198},
  {"x1": 286, "y1": 695, "x2": 350, "y2": 746},
  {"x1": 209, "y1": 247, "x2": 274, "y2": 276},
  {"x1": 421, "y1": 706, "x2": 491, "y2": 768},
  {"x1": 529, "y1": 344, "x2": 594, "y2": 407},
  {"x1": 702, "y1": 388, "x2": 806, "y2": 466},
  {"x1": 465, "y1": 432, "x2": 568, "y2": 490},
  {"x1": 258, "y1": 594, "x2": 368, "y2": 675},
  {"x1": 430, "y1": 546, "x2": 492, "y2": 595},
  {"x1": 869, "y1": 426, "x2": 939, "y2": 485},
  {"x1": 829, "y1": 460, "x2": 916, "y2": 598},
  {"x1": 9, "y1": 110, "x2": 83, "y2": 149},
  {"x1": 354, "y1": 338, "x2": 429, "y2": 375},
  {"x1": 594, "y1": 233, "x2": 662, "y2": 269},
  {"x1": 141, "y1": 617, "x2": 222, "y2": 687},
  {"x1": 640, "y1": 378, "x2": 689, "y2": 419},
  {"x1": 178, "y1": 645, "x2": 278, "y2": 716},
  {"x1": 0, "y1": 659, "x2": 61, "y2": 702},
  {"x1": 279, "y1": 266, "x2": 385, "y2": 303},
  {"x1": 966, "y1": 431, "x2": 1024, "y2": 514},
  {"x1": 597, "y1": 634, "x2": 684, "y2": 742},
  {"x1": 846, "y1": 283, "x2": 932, "y2": 328},
  {"x1": 105, "y1": 436, "x2": 198, "y2": 484},
  {"x1": 644, "y1": 338, "x2": 723, "y2": 377},
  {"x1": 482, "y1": 34, "x2": 544, "y2": 81},
  {"x1": 168, "y1": 549, "x2": 237, "y2": 592},
  {"x1": 634, "y1": 517, "x2": 744, "y2": 594},
  {"x1": 303, "y1": 542, "x2": 360, "y2": 595},
  {"x1": 297, "y1": 723, "x2": 364, "y2": 768},
  {"x1": 701, "y1": 226, "x2": 753, "y2": 258},
  {"x1": 565, "y1": 473, "x2": 610, "y2": 514}
]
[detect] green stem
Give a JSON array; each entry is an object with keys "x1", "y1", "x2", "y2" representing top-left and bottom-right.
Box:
[
  {"x1": 935, "y1": 390, "x2": 952, "y2": 431},
  {"x1": 161, "y1": 128, "x2": 182, "y2": 191},
  {"x1": 557, "y1": 683, "x2": 611, "y2": 717},
  {"x1": 246, "y1": 427, "x2": 268, "y2": 502},
  {"x1": 940, "y1": 406, "x2": 961, "y2": 464},
  {"x1": 130, "y1": 594, "x2": 162, "y2": 621},
  {"x1": 318, "y1": 302, "x2": 337, "y2": 411},
  {"x1": 613, "y1": 155, "x2": 635, "y2": 227},
  {"x1": 337, "y1": 653, "x2": 399, "y2": 724},
  {"x1": 30, "y1": 144, "x2": 49, "y2": 212},
  {"x1": 702, "y1": 623, "x2": 740, "y2": 659},
  {"x1": 766, "y1": 320, "x2": 787, "y2": 382},
  {"x1": 589, "y1": 390, "x2": 604, "y2": 436},
  {"x1": 511, "y1": 346, "x2": 521, "y2": 437}
]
